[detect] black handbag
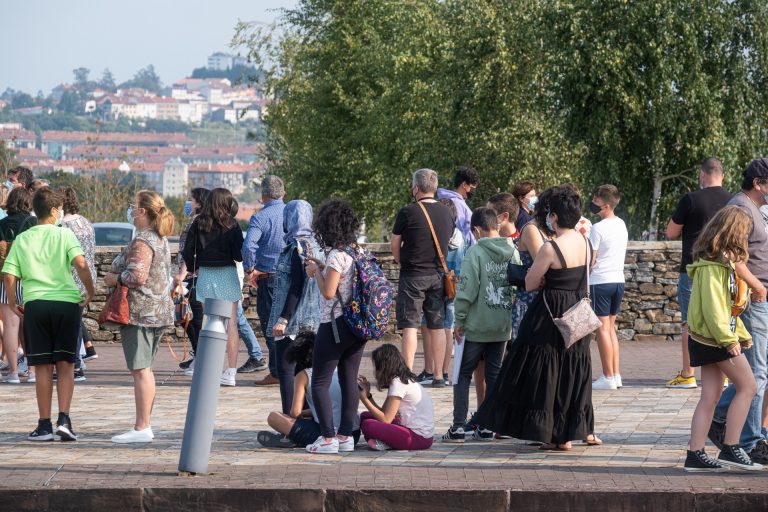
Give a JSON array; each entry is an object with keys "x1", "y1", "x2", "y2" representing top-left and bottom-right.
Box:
[{"x1": 507, "y1": 262, "x2": 528, "y2": 287}]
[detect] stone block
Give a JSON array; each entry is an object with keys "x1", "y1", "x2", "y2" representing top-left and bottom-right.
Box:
[
  {"x1": 326, "y1": 490, "x2": 509, "y2": 512},
  {"x1": 617, "y1": 329, "x2": 635, "y2": 341},
  {"x1": 624, "y1": 254, "x2": 637, "y2": 264},
  {"x1": 635, "y1": 272, "x2": 655, "y2": 283},
  {"x1": 657, "y1": 278, "x2": 678, "y2": 285},
  {"x1": 636, "y1": 261, "x2": 655, "y2": 269},
  {"x1": 639, "y1": 251, "x2": 666, "y2": 262},
  {"x1": 634, "y1": 318, "x2": 653, "y2": 333},
  {"x1": 90, "y1": 329, "x2": 116, "y2": 341},
  {"x1": 663, "y1": 285, "x2": 677, "y2": 297},
  {"x1": 639, "y1": 283, "x2": 664, "y2": 295},
  {"x1": 617, "y1": 311, "x2": 637, "y2": 323},
  {"x1": 644, "y1": 309, "x2": 672, "y2": 323},
  {"x1": 631, "y1": 300, "x2": 666, "y2": 311},
  {"x1": 635, "y1": 334, "x2": 668, "y2": 342},
  {"x1": 653, "y1": 322, "x2": 682, "y2": 335}
]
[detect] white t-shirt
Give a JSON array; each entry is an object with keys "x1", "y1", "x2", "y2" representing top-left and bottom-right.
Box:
[
  {"x1": 319, "y1": 248, "x2": 355, "y2": 323},
  {"x1": 387, "y1": 377, "x2": 435, "y2": 439},
  {"x1": 589, "y1": 216, "x2": 628, "y2": 285}
]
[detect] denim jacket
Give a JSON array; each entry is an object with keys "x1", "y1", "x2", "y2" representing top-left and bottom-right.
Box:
[{"x1": 266, "y1": 236, "x2": 324, "y2": 337}]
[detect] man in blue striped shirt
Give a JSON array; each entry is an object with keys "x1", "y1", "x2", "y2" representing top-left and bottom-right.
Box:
[{"x1": 243, "y1": 175, "x2": 286, "y2": 385}]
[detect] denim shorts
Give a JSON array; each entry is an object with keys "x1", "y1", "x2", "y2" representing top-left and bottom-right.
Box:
[
  {"x1": 677, "y1": 273, "x2": 693, "y2": 324},
  {"x1": 590, "y1": 283, "x2": 625, "y2": 317},
  {"x1": 420, "y1": 298, "x2": 455, "y2": 329}
]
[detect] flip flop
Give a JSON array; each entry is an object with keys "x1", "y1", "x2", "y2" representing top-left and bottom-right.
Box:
[
  {"x1": 584, "y1": 434, "x2": 603, "y2": 446},
  {"x1": 257, "y1": 431, "x2": 296, "y2": 448}
]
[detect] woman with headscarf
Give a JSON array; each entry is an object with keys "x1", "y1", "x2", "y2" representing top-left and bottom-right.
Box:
[{"x1": 266, "y1": 199, "x2": 323, "y2": 417}]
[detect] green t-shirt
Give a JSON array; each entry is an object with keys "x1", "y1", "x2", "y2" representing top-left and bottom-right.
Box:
[{"x1": 3, "y1": 224, "x2": 85, "y2": 304}]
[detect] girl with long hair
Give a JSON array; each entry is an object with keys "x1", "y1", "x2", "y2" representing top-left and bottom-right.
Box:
[{"x1": 358, "y1": 344, "x2": 434, "y2": 451}]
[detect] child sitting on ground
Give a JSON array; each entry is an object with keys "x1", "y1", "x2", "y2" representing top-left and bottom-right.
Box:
[
  {"x1": 257, "y1": 331, "x2": 360, "y2": 448},
  {"x1": 684, "y1": 206, "x2": 761, "y2": 472},
  {"x1": 358, "y1": 344, "x2": 435, "y2": 451}
]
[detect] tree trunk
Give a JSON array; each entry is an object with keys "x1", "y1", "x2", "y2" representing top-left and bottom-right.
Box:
[{"x1": 648, "y1": 170, "x2": 663, "y2": 241}]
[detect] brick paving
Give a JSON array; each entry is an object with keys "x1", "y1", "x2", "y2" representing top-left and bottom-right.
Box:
[{"x1": 0, "y1": 339, "x2": 766, "y2": 494}]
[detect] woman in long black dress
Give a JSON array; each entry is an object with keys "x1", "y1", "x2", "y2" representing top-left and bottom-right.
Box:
[{"x1": 476, "y1": 186, "x2": 595, "y2": 450}]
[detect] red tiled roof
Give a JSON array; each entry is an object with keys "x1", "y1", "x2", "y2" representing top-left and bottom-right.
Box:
[
  {"x1": 0, "y1": 128, "x2": 36, "y2": 141},
  {"x1": 189, "y1": 163, "x2": 255, "y2": 174},
  {"x1": 42, "y1": 131, "x2": 194, "y2": 145},
  {"x1": 16, "y1": 147, "x2": 48, "y2": 159}
]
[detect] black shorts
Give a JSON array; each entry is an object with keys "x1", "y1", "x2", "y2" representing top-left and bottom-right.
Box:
[
  {"x1": 396, "y1": 272, "x2": 444, "y2": 330},
  {"x1": 24, "y1": 300, "x2": 83, "y2": 366},
  {"x1": 688, "y1": 339, "x2": 734, "y2": 367}
]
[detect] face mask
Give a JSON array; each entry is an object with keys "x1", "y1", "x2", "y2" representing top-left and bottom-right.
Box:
[
  {"x1": 589, "y1": 202, "x2": 602, "y2": 215},
  {"x1": 184, "y1": 200, "x2": 193, "y2": 216},
  {"x1": 54, "y1": 208, "x2": 63, "y2": 227},
  {"x1": 527, "y1": 196, "x2": 538, "y2": 210},
  {"x1": 5, "y1": 180, "x2": 14, "y2": 190},
  {"x1": 466, "y1": 190, "x2": 475, "y2": 201},
  {"x1": 545, "y1": 213, "x2": 556, "y2": 232},
  {"x1": 127, "y1": 206, "x2": 134, "y2": 224}
]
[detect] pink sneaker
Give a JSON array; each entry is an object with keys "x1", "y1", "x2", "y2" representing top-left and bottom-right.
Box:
[{"x1": 306, "y1": 436, "x2": 338, "y2": 454}]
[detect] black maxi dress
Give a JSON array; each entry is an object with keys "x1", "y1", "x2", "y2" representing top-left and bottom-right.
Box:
[{"x1": 475, "y1": 240, "x2": 594, "y2": 444}]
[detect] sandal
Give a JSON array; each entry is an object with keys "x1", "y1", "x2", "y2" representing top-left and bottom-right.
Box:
[
  {"x1": 540, "y1": 442, "x2": 572, "y2": 451},
  {"x1": 584, "y1": 434, "x2": 603, "y2": 446}
]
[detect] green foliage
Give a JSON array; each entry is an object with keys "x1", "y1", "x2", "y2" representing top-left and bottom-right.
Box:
[
  {"x1": 118, "y1": 65, "x2": 163, "y2": 94},
  {"x1": 190, "y1": 65, "x2": 263, "y2": 86},
  {"x1": 236, "y1": 0, "x2": 768, "y2": 238},
  {"x1": 0, "y1": 140, "x2": 18, "y2": 175}
]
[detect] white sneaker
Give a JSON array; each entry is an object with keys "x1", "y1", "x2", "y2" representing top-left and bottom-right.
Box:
[
  {"x1": 27, "y1": 374, "x2": 36, "y2": 384},
  {"x1": 306, "y1": 436, "x2": 339, "y2": 454},
  {"x1": 220, "y1": 368, "x2": 236, "y2": 387},
  {"x1": 184, "y1": 359, "x2": 195, "y2": 376},
  {"x1": 367, "y1": 438, "x2": 390, "y2": 451},
  {"x1": 592, "y1": 375, "x2": 618, "y2": 390},
  {"x1": 338, "y1": 435, "x2": 355, "y2": 452},
  {"x1": 111, "y1": 427, "x2": 154, "y2": 444},
  {"x1": 2, "y1": 372, "x2": 20, "y2": 384},
  {"x1": 614, "y1": 374, "x2": 623, "y2": 388}
]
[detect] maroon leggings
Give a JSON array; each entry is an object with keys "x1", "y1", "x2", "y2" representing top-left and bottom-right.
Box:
[{"x1": 360, "y1": 412, "x2": 433, "y2": 450}]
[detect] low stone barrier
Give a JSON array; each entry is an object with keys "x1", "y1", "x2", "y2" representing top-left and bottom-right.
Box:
[{"x1": 88, "y1": 241, "x2": 683, "y2": 343}]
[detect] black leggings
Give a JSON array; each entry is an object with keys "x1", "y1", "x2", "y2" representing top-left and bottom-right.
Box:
[
  {"x1": 186, "y1": 284, "x2": 204, "y2": 354},
  {"x1": 275, "y1": 338, "x2": 295, "y2": 415},
  {"x1": 311, "y1": 319, "x2": 366, "y2": 438}
]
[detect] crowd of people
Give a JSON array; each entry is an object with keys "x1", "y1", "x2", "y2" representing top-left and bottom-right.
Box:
[{"x1": 0, "y1": 158, "x2": 767, "y2": 473}]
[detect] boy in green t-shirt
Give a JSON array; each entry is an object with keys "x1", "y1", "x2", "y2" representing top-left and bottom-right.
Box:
[{"x1": 3, "y1": 188, "x2": 95, "y2": 442}]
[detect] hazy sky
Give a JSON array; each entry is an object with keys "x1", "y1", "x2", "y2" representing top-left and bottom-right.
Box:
[{"x1": 3, "y1": 0, "x2": 297, "y2": 95}]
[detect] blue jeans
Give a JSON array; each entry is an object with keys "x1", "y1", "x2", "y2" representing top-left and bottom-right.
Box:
[
  {"x1": 256, "y1": 275, "x2": 277, "y2": 377},
  {"x1": 714, "y1": 301, "x2": 768, "y2": 451},
  {"x1": 237, "y1": 302, "x2": 263, "y2": 360}
]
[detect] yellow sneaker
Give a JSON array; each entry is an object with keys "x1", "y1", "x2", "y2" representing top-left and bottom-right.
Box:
[
  {"x1": 723, "y1": 377, "x2": 729, "y2": 388},
  {"x1": 666, "y1": 372, "x2": 697, "y2": 389}
]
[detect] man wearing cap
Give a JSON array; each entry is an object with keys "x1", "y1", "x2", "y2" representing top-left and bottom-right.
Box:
[{"x1": 710, "y1": 158, "x2": 768, "y2": 464}]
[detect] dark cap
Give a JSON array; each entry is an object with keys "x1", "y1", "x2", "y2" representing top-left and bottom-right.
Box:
[{"x1": 744, "y1": 158, "x2": 768, "y2": 179}]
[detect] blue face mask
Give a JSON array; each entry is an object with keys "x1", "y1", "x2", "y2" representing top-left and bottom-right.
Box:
[
  {"x1": 545, "y1": 214, "x2": 555, "y2": 232},
  {"x1": 527, "y1": 196, "x2": 538, "y2": 211},
  {"x1": 5, "y1": 180, "x2": 14, "y2": 190},
  {"x1": 184, "y1": 200, "x2": 193, "y2": 217},
  {"x1": 127, "y1": 206, "x2": 134, "y2": 224}
]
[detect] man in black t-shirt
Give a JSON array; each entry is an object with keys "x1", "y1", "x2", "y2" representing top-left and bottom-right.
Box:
[
  {"x1": 665, "y1": 157, "x2": 732, "y2": 389},
  {"x1": 391, "y1": 168, "x2": 454, "y2": 386}
]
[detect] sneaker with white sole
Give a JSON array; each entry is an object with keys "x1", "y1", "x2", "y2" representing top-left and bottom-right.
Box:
[
  {"x1": 367, "y1": 438, "x2": 391, "y2": 451},
  {"x1": 111, "y1": 427, "x2": 154, "y2": 444},
  {"x1": 28, "y1": 419, "x2": 54, "y2": 441},
  {"x1": 718, "y1": 444, "x2": 763, "y2": 471},
  {"x1": 472, "y1": 428, "x2": 494, "y2": 441},
  {"x1": 17, "y1": 354, "x2": 28, "y2": 376},
  {"x1": 306, "y1": 436, "x2": 339, "y2": 454},
  {"x1": 55, "y1": 414, "x2": 77, "y2": 442},
  {"x1": 592, "y1": 375, "x2": 618, "y2": 390},
  {"x1": 220, "y1": 368, "x2": 236, "y2": 387},
  {"x1": 614, "y1": 374, "x2": 623, "y2": 388},
  {"x1": 184, "y1": 359, "x2": 195, "y2": 376},
  {"x1": 2, "y1": 372, "x2": 20, "y2": 384},
  {"x1": 442, "y1": 425, "x2": 466, "y2": 443},
  {"x1": 666, "y1": 371, "x2": 697, "y2": 389},
  {"x1": 684, "y1": 449, "x2": 727, "y2": 472},
  {"x1": 338, "y1": 436, "x2": 355, "y2": 452},
  {"x1": 27, "y1": 374, "x2": 36, "y2": 384}
]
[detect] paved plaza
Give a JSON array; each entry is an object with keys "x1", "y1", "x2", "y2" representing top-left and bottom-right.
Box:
[{"x1": 0, "y1": 339, "x2": 766, "y2": 510}]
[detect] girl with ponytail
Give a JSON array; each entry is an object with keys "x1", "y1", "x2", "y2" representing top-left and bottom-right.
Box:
[{"x1": 104, "y1": 190, "x2": 175, "y2": 444}]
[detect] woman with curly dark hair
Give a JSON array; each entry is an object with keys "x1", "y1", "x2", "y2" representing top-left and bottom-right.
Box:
[
  {"x1": 303, "y1": 199, "x2": 365, "y2": 454},
  {"x1": 181, "y1": 188, "x2": 244, "y2": 386},
  {"x1": 357, "y1": 343, "x2": 434, "y2": 451}
]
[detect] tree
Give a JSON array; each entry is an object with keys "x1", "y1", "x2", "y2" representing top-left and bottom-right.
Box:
[
  {"x1": 544, "y1": 0, "x2": 768, "y2": 238},
  {"x1": 10, "y1": 91, "x2": 35, "y2": 109},
  {"x1": 73, "y1": 67, "x2": 91, "y2": 89},
  {"x1": 118, "y1": 65, "x2": 163, "y2": 93},
  {"x1": 99, "y1": 68, "x2": 117, "y2": 92},
  {"x1": 0, "y1": 140, "x2": 17, "y2": 175}
]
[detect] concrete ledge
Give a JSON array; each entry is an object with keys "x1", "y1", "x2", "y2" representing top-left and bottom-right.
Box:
[{"x1": 2, "y1": 488, "x2": 767, "y2": 512}]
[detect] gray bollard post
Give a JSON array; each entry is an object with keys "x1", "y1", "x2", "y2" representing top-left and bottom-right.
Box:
[{"x1": 178, "y1": 298, "x2": 232, "y2": 475}]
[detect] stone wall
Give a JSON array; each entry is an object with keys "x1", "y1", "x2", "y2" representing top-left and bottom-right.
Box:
[{"x1": 89, "y1": 241, "x2": 683, "y2": 343}]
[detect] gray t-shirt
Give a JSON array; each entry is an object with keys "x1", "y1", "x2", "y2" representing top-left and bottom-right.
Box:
[
  {"x1": 730, "y1": 193, "x2": 768, "y2": 286},
  {"x1": 304, "y1": 369, "x2": 360, "y2": 432}
]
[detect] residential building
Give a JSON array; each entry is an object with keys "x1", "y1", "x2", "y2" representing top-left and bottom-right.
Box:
[{"x1": 162, "y1": 157, "x2": 188, "y2": 198}]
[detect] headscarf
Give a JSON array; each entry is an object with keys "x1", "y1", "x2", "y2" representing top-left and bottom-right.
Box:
[{"x1": 283, "y1": 199, "x2": 313, "y2": 245}]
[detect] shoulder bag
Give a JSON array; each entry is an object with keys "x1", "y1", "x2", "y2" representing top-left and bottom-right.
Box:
[
  {"x1": 416, "y1": 201, "x2": 456, "y2": 299},
  {"x1": 98, "y1": 284, "x2": 130, "y2": 326},
  {"x1": 542, "y1": 237, "x2": 601, "y2": 349}
]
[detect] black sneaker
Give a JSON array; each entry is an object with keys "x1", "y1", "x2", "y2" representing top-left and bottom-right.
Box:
[
  {"x1": 748, "y1": 439, "x2": 768, "y2": 465},
  {"x1": 472, "y1": 428, "x2": 494, "y2": 441},
  {"x1": 707, "y1": 420, "x2": 725, "y2": 450},
  {"x1": 55, "y1": 413, "x2": 77, "y2": 442},
  {"x1": 416, "y1": 370, "x2": 434, "y2": 385},
  {"x1": 73, "y1": 368, "x2": 86, "y2": 382},
  {"x1": 28, "y1": 419, "x2": 54, "y2": 441},
  {"x1": 684, "y1": 449, "x2": 727, "y2": 472},
  {"x1": 179, "y1": 357, "x2": 195, "y2": 370},
  {"x1": 442, "y1": 425, "x2": 465, "y2": 443},
  {"x1": 83, "y1": 345, "x2": 98, "y2": 361},
  {"x1": 718, "y1": 444, "x2": 763, "y2": 471},
  {"x1": 442, "y1": 373, "x2": 451, "y2": 385},
  {"x1": 237, "y1": 357, "x2": 269, "y2": 373},
  {"x1": 431, "y1": 379, "x2": 446, "y2": 388}
]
